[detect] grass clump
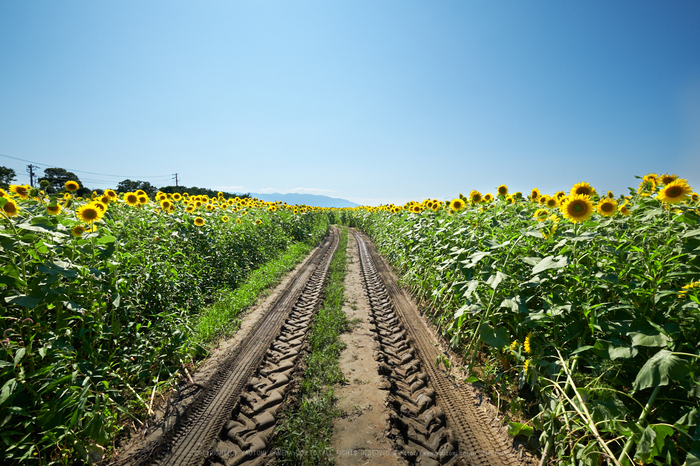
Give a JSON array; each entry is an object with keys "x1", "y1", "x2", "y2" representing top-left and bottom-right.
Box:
[
  {"x1": 274, "y1": 227, "x2": 350, "y2": 465},
  {"x1": 192, "y1": 241, "x2": 314, "y2": 345}
]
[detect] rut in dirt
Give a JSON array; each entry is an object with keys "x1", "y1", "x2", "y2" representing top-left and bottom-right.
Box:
[
  {"x1": 112, "y1": 227, "x2": 339, "y2": 466},
  {"x1": 353, "y1": 229, "x2": 534, "y2": 466}
]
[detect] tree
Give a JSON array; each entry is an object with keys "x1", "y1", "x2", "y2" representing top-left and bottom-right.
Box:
[
  {"x1": 0, "y1": 166, "x2": 17, "y2": 189},
  {"x1": 116, "y1": 179, "x2": 157, "y2": 196},
  {"x1": 38, "y1": 167, "x2": 83, "y2": 193}
]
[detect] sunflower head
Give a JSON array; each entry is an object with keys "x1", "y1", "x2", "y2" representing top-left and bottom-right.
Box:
[
  {"x1": 71, "y1": 225, "x2": 86, "y2": 237},
  {"x1": 530, "y1": 188, "x2": 541, "y2": 202},
  {"x1": 105, "y1": 189, "x2": 117, "y2": 199},
  {"x1": 596, "y1": 198, "x2": 618, "y2": 217},
  {"x1": 194, "y1": 217, "x2": 205, "y2": 226},
  {"x1": 620, "y1": 204, "x2": 631, "y2": 216},
  {"x1": 76, "y1": 203, "x2": 104, "y2": 223},
  {"x1": 450, "y1": 198, "x2": 465, "y2": 211},
  {"x1": 221, "y1": 215, "x2": 230, "y2": 222},
  {"x1": 607, "y1": 191, "x2": 615, "y2": 199},
  {"x1": 497, "y1": 185, "x2": 508, "y2": 197},
  {"x1": 545, "y1": 197, "x2": 558, "y2": 208},
  {"x1": 659, "y1": 174, "x2": 678, "y2": 185},
  {"x1": 173, "y1": 193, "x2": 183, "y2": 202},
  {"x1": 160, "y1": 200, "x2": 173, "y2": 211},
  {"x1": 135, "y1": 190, "x2": 147, "y2": 197},
  {"x1": 236, "y1": 218, "x2": 242, "y2": 224},
  {"x1": 690, "y1": 192, "x2": 699, "y2": 204},
  {"x1": 64, "y1": 180, "x2": 80, "y2": 192},
  {"x1": 483, "y1": 193, "x2": 494, "y2": 203},
  {"x1": 1, "y1": 198, "x2": 20, "y2": 217},
  {"x1": 469, "y1": 190, "x2": 482, "y2": 204},
  {"x1": 46, "y1": 203, "x2": 62, "y2": 215},
  {"x1": 538, "y1": 195, "x2": 550, "y2": 206},
  {"x1": 255, "y1": 219, "x2": 263, "y2": 225},
  {"x1": 9, "y1": 184, "x2": 30, "y2": 199},
  {"x1": 657, "y1": 179, "x2": 692, "y2": 204},
  {"x1": 561, "y1": 194, "x2": 595, "y2": 223},
  {"x1": 138, "y1": 195, "x2": 149, "y2": 205},
  {"x1": 638, "y1": 179, "x2": 657, "y2": 197},
  {"x1": 571, "y1": 182, "x2": 596, "y2": 197},
  {"x1": 534, "y1": 208, "x2": 549, "y2": 222},
  {"x1": 123, "y1": 192, "x2": 139, "y2": 206}
]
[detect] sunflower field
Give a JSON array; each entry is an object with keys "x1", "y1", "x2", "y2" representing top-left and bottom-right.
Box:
[
  {"x1": 0, "y1": 183, "x2": 329, "y2": 464},
  {"x1": 341, "y1": 174, "x2": 700, "y2": 465}
]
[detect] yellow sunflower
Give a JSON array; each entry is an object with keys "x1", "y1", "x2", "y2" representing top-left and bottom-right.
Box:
[
  {"x1": 659, "y1": 173, "x2": 678, "y2": 185},
  {"x1": 236, "y1": 218, "x2": 242, "y2": 224},
  {"x1": 657, "y1": 179, "x2": 692, "y2": 204},
  {"x1": 607, "y1": 191, "x2": 615, "y2": 199},
  {"x1": 123, "y1": 192, "x2": 139, "y2": 206},
  {"x1": 690, "y1": 192, "x2": 699, "y2": 203},
  {"x1": 539, "y1": 195, "x2": 550, "y2": 206},
  {"x1": 135, "y1": 190, "x2": 146, "y2": 197},
  {"x1": 620, "y1": 204, "x2": 631, "y2": 216},
  {"x1": 530, "y1": 188, "x2": 541, "y2": 202},
  {"x1": 2, "y1": 198, "x2": 20, "y2": 217},
  {"x1": 194, "y1": 217, "x2": 205, "y2": 226},
  {"x1": 255, "y1": 219, "x2": 262, "y2": 225},
  {"x1": 9, "y1": 184, "x2": 30, "y2": 199},
  {"x1": 138, "y1": 195, "x2": 149, "y2": 205},
  {"x1": 534, "y1": 208, "x2": 549, "y2": 222},
  {"x1": 46, "y1": 203, "x2": 62, "y2": 215},
  {"x1": 450, "y1": 198, "x2": 465, "y2": 211},
  {"x1": 483, "y1": 193, "x2": 494, "y2": 203},
  {"x1": 469, "y1": 190, "x2": 482, "y2": 204},
  {"x1": 76, "y1": 203, "x2": 103, "y2": 223},
  {"x1": 63, "y1": 193, "x2": 73, "y2": 200},
  {"x1": 173, "y1": 193, "x2": 183, "y2": 202},
  {"x1": 160, "y1": 200, "x2": 173, "y2": 211},
  {"x1": 638, "y1": 179, "x2": 657, "y2": 197},
  {"x1": 554, "y1": 191, "x2": 566, "y2": 201},
  {"x1": 64, "y1": 180, "x2": 80, "y2": 192},
  {"x1": 71, "y1": 225, "x2": 86, "y2": 237},
  {"x1": 105, "y1": 189, "x2": 117, "y2": 199},
  {"x1": 222, "y1": 215, "x2": 230, "y2": 222},
  {"x1": 596, "y1": 198, "x2": 618, "y2": 217},
  {"x1": 497, "y1": 185, "x2": 508, "y2": 197},
  {"x1": 561, "y1": 194, "x2": 595, "y2": 223},
  {"x1": 545, "y1": 197, "x2": 558, "y2": 208},
  {"x1": 571, "y1": 182, "x2": 596, "y2": 197}
]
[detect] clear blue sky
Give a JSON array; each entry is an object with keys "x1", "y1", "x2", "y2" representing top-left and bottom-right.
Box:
[{"x1": 1, "y1": 1, "x2": 699, "y2": 205}]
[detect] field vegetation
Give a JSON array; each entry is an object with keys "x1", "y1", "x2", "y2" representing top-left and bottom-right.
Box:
[
  {"x1": 0, "y1": 182, "x2": 329, "y2": 464},
  {"x1": 341, "y1": 174, "x2": 700, "y2": 465}
]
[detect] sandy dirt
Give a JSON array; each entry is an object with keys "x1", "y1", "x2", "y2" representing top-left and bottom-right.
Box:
[{"x1": 331, "y1": 233, "x2": 403, "y2": 466}]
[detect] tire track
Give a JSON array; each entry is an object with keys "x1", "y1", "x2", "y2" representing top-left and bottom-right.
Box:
[
  {"x1": 353, "y1": 230, "x2": 531, "y2": 466},
  {"x1": 115, "y1": 228, "x2": 339, "y2": 466}
]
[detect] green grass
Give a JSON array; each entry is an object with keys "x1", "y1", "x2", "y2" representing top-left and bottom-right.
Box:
[
  {"x1": 192, "y1": 241, "x2": 314, "y2": 345},
  {"x1": 273, "y1": 227, "x2": 350, "y2": 465}
]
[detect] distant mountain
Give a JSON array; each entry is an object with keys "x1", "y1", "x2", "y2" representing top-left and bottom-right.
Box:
[{"x1": 242, "y1": 192, "x2": 359, "y2": 208}]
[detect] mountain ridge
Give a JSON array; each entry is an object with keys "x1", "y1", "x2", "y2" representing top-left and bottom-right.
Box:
[{"x1": 239, "y1": 192, "x2": 359, "y2": 208}]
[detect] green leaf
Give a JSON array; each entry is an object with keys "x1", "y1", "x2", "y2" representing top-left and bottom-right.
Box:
[
  {"x1": 4, "y1": 295, "x2": 40, "y2": 308},
  {"x1": 633, "y1": 349, "x2": 690, "y2": 391},
  {"x1": 13, "y1": 348, "x2": 26, "y2": 368},
  {"x1": 0, "y1": 379, "x2": 17, "y2": 405},
  {"x1": 629, "y1": 331, "x2": 670, "y2": 348},
  {"x1": 508, "y1": 421, "x2": 534, "y2": 438},
  {"x1": 635, "y1": 426, "x2": 656, "y2": 461},
  {"x1": 486, "y1": 271, "x2": 508, "y2": 290},
  {"x1": 479, "y1": 323, "x2": 510, "y2": 349},
  {"x1": 531, "y1": 255, "x2": 568, "y2": 275}
]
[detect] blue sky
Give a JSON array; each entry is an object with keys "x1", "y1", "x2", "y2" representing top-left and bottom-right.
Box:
[{"x1": 1, "y1": 1, "x2": 699, "y2": 205}]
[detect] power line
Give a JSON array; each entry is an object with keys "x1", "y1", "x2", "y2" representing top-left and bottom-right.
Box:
[{"x1": 0, "y1": 152, "x2": 171, "y2": 179}]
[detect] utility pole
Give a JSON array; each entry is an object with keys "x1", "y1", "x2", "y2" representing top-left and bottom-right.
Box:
[
  {"x1": 173, "y1": 173, "x2": 179, "y2": 187},
  {"x1": 27, "y1": 164, "x2": 38, "y2": 187}
]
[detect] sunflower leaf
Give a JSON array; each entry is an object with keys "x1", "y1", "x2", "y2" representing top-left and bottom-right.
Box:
[{"x1": 531, "y1": 255, "x2": 568, "y2": 275}]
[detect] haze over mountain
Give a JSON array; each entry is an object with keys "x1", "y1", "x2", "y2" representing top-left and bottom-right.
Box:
[{"x1": 243, "y1": 192, "x2": 360, "y2": 208}]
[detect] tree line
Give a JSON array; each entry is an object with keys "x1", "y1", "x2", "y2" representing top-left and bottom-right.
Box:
[{"x1": 0, "y1": 166, "x2": 250, "y2": 200}]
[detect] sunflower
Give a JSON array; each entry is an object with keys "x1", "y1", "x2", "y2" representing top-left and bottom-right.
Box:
[
  {"x1": 236, "y1": 218, "x2": 242, "y2": 224},
  {"x1": 571, "y1": 182, "x2": 596, "y2": 197},
  {"x1": 411, "y1": 205, "x2": 422, "y2": 213},
  {"x1": 98, "y1": 194, "x2": 111, "y2": 205},
  {"x1": 105, "y1": 189, "x2": 117, "y2": 199},
  {"x1": 545, "y1": 197, "x2": 558, "y2": 208},
  {"x1": 76, "y1": 203, "x2": 103, "y2": 223},
  {"x1": 124, "y1": 192, "x2": 139, "y2": 206},
  {"x1": 450, "y1": 198, "x2": 465, "y2": 211},
  {"x1": 637, "y1": 179, "x2": 656, "y2": 197},
  {"x1": 160, "y1": 200, "x2": 173, "y2": 211},
  {"x1": 138, "y1": 195, "x2": 149, "y2": 205},
  {"x1": 529, "y1": 188, "x2": 540, "y2": 202},
  {"x1": 185, "y1": 204, "x2": 194, "y2": 213},
  {"x1": 534, "y1": 208, "x2": 549, "y2": 222},
  {"x1": 64, "y1": 193, "x2": 73, "y2": 200},
  {"x1": 483, "y1": 193, "x2": 494, "y2": 203},
  {"x1": 620, "y1": 204, "x2": 631, "y2": 216},
  {"x1": 659, "y1": 173, "x2": 678, "y2": 185},
  {"x1": 64, "y1": 180, "x2": 80, "y2": 192},
  {"x1": 0, "y1": 188, "x2": 7, "y2": 198},
  {"x1": 506, "y1": 196, "x2": 515, "y2": 204},
  {"x1": 643, "y1": 173, "x2": 658, "y2": 184},
  {"x1": 497, "y1": 185, "x2": 508, "y2": 197},
  {"x1": 9, "y1": 184, "x2": 30, "y2": 199},
  {"x1": 206, "y1": 204, "x2": 215, "y2": 211},
  {"x1": 691, "y1": 192, "x2": 699, "y2": 203},
  {"x1": 469, "y1": 190, "x2": 482, "y2": 204},
  {"x1": 607, "y1": 191, "x2": 615, "y2": 199},
  {"x1": 194, "y1": 217, "x2": 205, "y2": 226},
  {"x1": 539, "y1": 195, "x2": 550, "y2": 206},
  {"x1": 46, "y1": 203, "x2": 62, "y2": 215},
  {"x1": 2, "y1": 198, "x2": 19, "y2": 217},
  {"x1": 71, "y1": 225, "x2": 86, "y2": 237},
  {"x1": 135, "y1": 190, "x2": 146, "y2": 197},
  {"x1": 658, "y1": 179, "x2": 692, "y2": 204},
  {"x1": 173, "y1": 193, "x2": 183, "y2": 202},
  {"x1": 93, "y1": 202, "x2": 107, "y2": 214},
  {"x1": 561, "y1": 194, "x2": 594, "y2": 223},
  {"x1": 596, "y1": 198, "x2": 618, "y2": 217},
  {"x1": 255, "y1": 219, "x2": 262, "y2": 225}
]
